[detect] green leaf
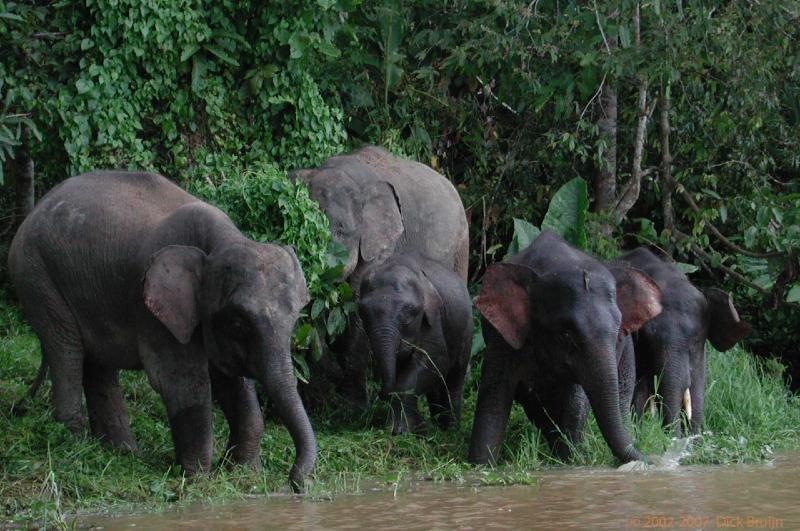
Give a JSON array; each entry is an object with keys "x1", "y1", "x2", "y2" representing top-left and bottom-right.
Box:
[
  {"x1": 326, "y1": 307, "x2": 346, "y2": 337},
  {"x1": 293, "y1": 353, "x2": 310, "y2": 384},
  {"x1": 311, "y1": 298, "x2": 326, "y2": 319},
  {"x1": 470, "y1": 327, "x2": 485, "y2": 357},
  {"x1": 787, "y1": 284, "x2": 800, "y2": 304},
  {"x1": 0, "y1": 12, "x2": 24, "y2": 22},
  {"x1": 675, "y1": 262, "x2": 700, "y2": 274},
  {"x1": 180, "y1": 44, "x2": 201, "y2": 62},
  {"x1": 317, "y1": 39, "x2": 341, "y2": 58},
  {"x1": 619, "y1": 25, "x2": 631, "y2": 48},
  {"x1": 75, "y1": 78, "x2": 93, "y2": 94},
  {"x1": 505, "y1": 218, "x2": 540, "y2": 258},
  {"x1": 541, "y1": 177, "x2": 589, "y2": 249},
  {"x1": 191, "y1": 57, "x2": 207, "y2": 93},
  {"x1": 205, "y1": 45, "x2": 239, "y2": 66}
]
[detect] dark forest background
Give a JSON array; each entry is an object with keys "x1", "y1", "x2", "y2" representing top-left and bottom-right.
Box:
[{"x1": 2, "y1": 0, "x2": 799, "y2": 386}]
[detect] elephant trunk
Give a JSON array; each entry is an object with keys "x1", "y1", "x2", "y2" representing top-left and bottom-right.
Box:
[
  {"x1": 257, "y1": 341, "x2": 317, "y2": 492},
  {"x1": 367, "y1": 323, "x2": 401, "y2": 397},
  {"x1": 581, "y1": 354, "x2": 646, "y2": 464}
]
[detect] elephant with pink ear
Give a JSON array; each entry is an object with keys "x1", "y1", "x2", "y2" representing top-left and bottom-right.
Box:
[
  {"x1": 618, "y1": 247, "x2": 751, "y2": 434},
  {"x1": 469, "y1": 230, "x2": 663, "y2": 465}
]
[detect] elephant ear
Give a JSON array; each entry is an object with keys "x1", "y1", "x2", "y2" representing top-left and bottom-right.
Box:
[
  {"x1": 704, "y1": 288, "x2": 752, "y2": 351},
  {"x1": 143, "y1": 245, "x2": 206, "y2": 345},
  {"x1": 359, "y1": 181, "x2": 404, "y2": 263},
  {"x1": 419, "y1": 269, "x2": 444, "y2": 328},
  {"x1": 283, "y1": 245, "x2": 311, "y2": 310},
  {"x1": 287, "y1": 168, "x2": 315, "y2": 185},
  {"x1": 610, "y1": 265, "x2": 663, "y2": 336},
  {"x1": 475, "y1": 263, "x2": 535, "y2": 350}
]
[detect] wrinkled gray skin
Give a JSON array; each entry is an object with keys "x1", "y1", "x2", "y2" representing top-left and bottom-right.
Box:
[
  {"x1": 292, "y1": 146, "x2": 469, "y2": 406},
  {"x1": 469, "y1": 231, "x2": 663, "y2": 465},
  {"x1": 358, "y1": 253, "x2": 472, "y2": 434},
  {"x1": 8, "y1": 172, "x2": 315, "y2": 490},
  {"x1": 619, "y1": 247, "x2": 752, "y2": 434}
]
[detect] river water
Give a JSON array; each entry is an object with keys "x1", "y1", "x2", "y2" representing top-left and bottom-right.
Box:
[{"x1": 82, "y1": 450, "x2": 799, "y2": 530}]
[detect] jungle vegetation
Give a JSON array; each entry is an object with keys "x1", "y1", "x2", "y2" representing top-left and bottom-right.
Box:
[{"x1": 1, "y1": 0, "x2": 799, "y2": 524}]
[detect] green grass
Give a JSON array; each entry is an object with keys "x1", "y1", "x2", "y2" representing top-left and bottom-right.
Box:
[{"x1": 2, "y1": 290, "x2": 799, "y2": 526}]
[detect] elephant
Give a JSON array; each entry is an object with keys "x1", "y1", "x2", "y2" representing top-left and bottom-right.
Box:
[
  {"x1": 469, "y1": 230, "x2": 663, "y2": 465},
  {"x1": 617, "y1": 247, "x2": 752, "y2": 433},
  {"x1": 357, "y1": 252, "x2": 472, "y2": 434},
  {"x1": 291, "y1": 146, "x2": 469, "y2": 406},
  {"x1": 8, "y1": 171, "x2": 315, "y2": 490}
]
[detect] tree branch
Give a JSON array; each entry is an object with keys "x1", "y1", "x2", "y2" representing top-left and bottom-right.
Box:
[
  {"x1": 612, "y1": 3, "x2": 649, "y2": 223},
  {"x1": 675, "y1": 184, "x2": 783, "y2": 259},
  {"x1": 672, "y1": 230, "x2": 770, "y2": 295},
  {"x1": 613, "y1": 75, "x2": 649, "y2": 222},
  {"x1": 660, "y1": 83, "x2": 675, "y2": 233}
]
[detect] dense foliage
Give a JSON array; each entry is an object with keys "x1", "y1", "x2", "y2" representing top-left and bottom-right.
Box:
[
  {"x1": 3, "y1": 1, "x2": 798, "y2": 377},
  {"x1": 1, "y1": 0, "x2": 799, "y2": 520}
]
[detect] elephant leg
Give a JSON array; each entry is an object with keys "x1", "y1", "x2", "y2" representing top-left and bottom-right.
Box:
[
  {"x1": 427, "y1": 362, "x2": 468, "y2": 430},
  {"x1": 617, "y1": 338, "x2": 636, "y2": 422},
  {"x1": 468, "y1": 354, "x2": 515, "y2": 465},
  {"x1": 657, "y1": 353, "x2": 691, "y2": 435},
  {"x1": 83, "y1": 362, "x2": 137, "y2": 450},
  {"x1": 390, "y1": 359, "x2": 439, "y2": 434},
  {"x1": 141, "y1": 342, "x2": 214, "y2": 474},
  {"x1": 522, "y1": 384, "x2": 588, "y2": 462},
  {"x1": 688, "y1": 347, "x2": 707, "y2": 434},
  {"x1": 632, "y1": 377, "x2": 651, "y2": 419},
  {"x1": 209, "y1": 366, "x2": 264, "y2": 469},
  {"x1": 22, "y1": 281, "x2": 87, "y2": 433},
  {"x1": 338, "y1": 320, "x2": 370, "y2": 409}
]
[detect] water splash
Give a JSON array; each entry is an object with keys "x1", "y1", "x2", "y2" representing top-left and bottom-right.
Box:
[{"x1": 617, "y1": 435, "x2": 701, "y2": 472}]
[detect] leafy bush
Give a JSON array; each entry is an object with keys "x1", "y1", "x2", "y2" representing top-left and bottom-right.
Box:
[{"x1": 188, "y1": 164, "x2": 354, "y2": 379}]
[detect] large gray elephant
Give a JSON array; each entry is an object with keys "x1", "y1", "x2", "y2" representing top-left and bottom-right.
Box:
[
  {"x1": 8, "y1": 171, "x2": 315, "y2": 490},
  {"x1": 469, "y1": 231, "x2": 663, "y2": 465},
  {"x1": 358, "y1": 253, "x2": 472, "y2": 434},
  {"x1": 291, "y1": 146, "x2": 469, "y2": 406},
  {"x1": 618, "y1": 247, "x2": 752, "y2": 433}
]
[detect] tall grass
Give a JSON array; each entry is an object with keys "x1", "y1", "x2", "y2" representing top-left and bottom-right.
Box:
[{"x1": 1, "y1": 289, "x2": 798, "y2": 524}]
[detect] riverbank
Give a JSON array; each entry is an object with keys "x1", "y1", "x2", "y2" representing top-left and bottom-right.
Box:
[{"x1": 2, "y1": 294, "x2": 799, "y2": 526}]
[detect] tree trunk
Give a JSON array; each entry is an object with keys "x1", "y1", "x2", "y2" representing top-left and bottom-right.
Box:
[
  {"x1": 612, "y1": 3, "x2": 650, "y2": 224},
  {"x1": 659, "y1": 84, "x2": 674, "y2": 234},
  {"x1": 14, "y1": 125, "x2": 34, "y2": 227},
  {"x1": 595, "y1": 70, "x2": 618, "y2": 215}
]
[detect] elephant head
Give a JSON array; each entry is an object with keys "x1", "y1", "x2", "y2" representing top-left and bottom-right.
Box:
[
  {"x1": 291, "y1": 161, "x2": 404, "y2": 279},
  {"x1": 703, "y1": 287, "x2": 752, "y2": 351},
  {"x1": 357, "y1": 255, "x2": 442, "y2": 396},
  {"x1": 475, "y1": 232, "x2": 662, "y2": 463},
  {"x1": 143, "y1": 242, "x2": 315, "y2": 490}
]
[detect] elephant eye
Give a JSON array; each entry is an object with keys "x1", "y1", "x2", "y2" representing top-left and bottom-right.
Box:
[
  {"x1": 400, "y1": 303, "x2": 419, "y2": 323},
  {"x1": 221, "y1": 316, "x2": 250, "y2": 342}
]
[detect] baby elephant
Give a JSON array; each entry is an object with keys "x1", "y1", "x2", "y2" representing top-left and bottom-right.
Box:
[
  {"x1": 8, "y1": 171, "x2": 315, "y2": 490},
  {"x1": 358, "y1": 253, "x2": 472, "y2": 434},
  {"x1": 618, "y1": 247, "x2": 752, "y2": 433}
]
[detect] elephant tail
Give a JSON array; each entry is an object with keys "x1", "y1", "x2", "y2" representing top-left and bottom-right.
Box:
[{"x1": 10, "y1": 358, "x2": 48, "y2": 416}]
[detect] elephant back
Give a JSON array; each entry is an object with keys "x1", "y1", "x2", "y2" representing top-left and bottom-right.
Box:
[{"x1": 297, "y1": 146, "x2": 469, "y2": 282}]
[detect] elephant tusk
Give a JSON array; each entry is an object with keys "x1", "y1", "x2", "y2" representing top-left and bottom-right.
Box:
[
  {"x1": 648, "y1": 397, "x2": 657, "y2": 417},
  {"x1": 683, "y1": 388, "x2": 692, "y2": 421}
]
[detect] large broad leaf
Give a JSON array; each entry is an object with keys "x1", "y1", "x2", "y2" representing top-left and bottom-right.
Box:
[
  {"x1": 505, "y1": 218, "x2": 540, "y2": 258},
  {"x1": 541, "y1": 177, "x2": 589, "y2": 249},
  {"x1": 787, "y1": 284, "x2": 800, "y2": 304}
]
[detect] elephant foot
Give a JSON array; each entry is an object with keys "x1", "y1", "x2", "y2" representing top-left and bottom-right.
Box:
[
  {"x1": 59, "y1": 412, "x2": 89, "y2": 434},
  {"x1": 390, "y1": 410, "x2": 425, "y2": 435},
  {"x1": 220, "y1": 447, "x2": 262, "y2": 471}
]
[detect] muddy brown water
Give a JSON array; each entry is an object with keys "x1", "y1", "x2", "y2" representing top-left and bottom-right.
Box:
[{"x1": 82, "y1": 451, "x2": 799, "y2": 530}]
